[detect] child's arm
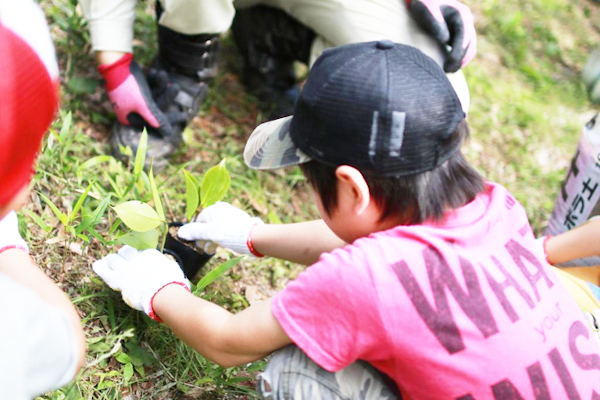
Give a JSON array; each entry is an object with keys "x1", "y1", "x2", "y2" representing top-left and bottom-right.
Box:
[
  {"x1": 153, "y1": 286, "x2": 291, "y2": 367},
  {"x1": 0, "y1": 212, "x2": 85, "y2": 373},
  {"x1": 178, "y1": 202, "x2": 346, "y2": 265},
  {"x1": 543, "y1": 218, "x2": 600, "y2": 265},
  {"x1": 250, "y1": 220, "x2": 346, "y2": 265},
  {"x1": 0, "y1": 249, "x2": 86, "y2": 373},
  {"x1": 93, "y1": 246, "x2": 292, "y2": 367}
]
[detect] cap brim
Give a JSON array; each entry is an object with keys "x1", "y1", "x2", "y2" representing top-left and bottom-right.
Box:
[{"x1": 243, "y1": 116, "x2": 312, "y2": 170}]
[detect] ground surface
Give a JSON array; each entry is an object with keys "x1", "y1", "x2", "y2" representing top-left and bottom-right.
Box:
[{"x1": 30, "y1": 0, "x2": 600, "y2": 398}]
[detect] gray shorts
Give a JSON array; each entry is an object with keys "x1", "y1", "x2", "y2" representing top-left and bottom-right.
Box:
[{"x1": 257, "y1": 345, "x2": 400, "y2": 400}]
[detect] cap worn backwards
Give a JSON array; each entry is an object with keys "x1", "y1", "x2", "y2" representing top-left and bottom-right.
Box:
[{"x1": 243, "y1": 40, "x2": 465, "y2": 176}]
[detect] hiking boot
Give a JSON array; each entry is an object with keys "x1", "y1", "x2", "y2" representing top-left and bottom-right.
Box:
[
  {"x1": 112, "y1": 1, "x2": 222, "y2": 171},
  {"x1": 148, "y1": 1, "x2": 220, "y2": 139}
]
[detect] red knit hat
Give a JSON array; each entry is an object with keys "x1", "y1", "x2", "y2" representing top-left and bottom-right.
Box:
[{"x1": 0, "y1": 0, "x2": 59, "y2": 205}]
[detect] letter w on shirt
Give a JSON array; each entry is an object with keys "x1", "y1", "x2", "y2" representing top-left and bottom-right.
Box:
[{"x1": 392, "y1": 247, "x2": 499, "y2": 354}]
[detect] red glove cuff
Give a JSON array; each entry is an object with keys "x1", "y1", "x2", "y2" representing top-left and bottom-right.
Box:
[
  {"x1": 148, "y1": 281, "x2": 191, "y2": 323},
  {"x1": 98, "y1": 53, "x2": 133, "y2": 91},
  {"x1": 247, "y1": 223, "x2": 264, "y2": 258},
  {"x1": 0, "y1": 244, "x2": 28, "y2": 255}
]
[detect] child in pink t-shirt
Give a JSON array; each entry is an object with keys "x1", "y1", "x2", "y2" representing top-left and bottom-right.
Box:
[{"x1": 93, "y1": 41, "x2": 600, "y2": 399}]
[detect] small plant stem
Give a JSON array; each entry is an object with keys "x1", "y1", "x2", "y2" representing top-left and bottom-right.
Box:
[{"x1": 159, "y1": 222, "x2": 168, "y2": 253}]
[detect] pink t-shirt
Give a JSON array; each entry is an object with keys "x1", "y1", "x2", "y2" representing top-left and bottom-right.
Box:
[{"x1": 272, "y1": 182, "x2": 600, "y2": 399}]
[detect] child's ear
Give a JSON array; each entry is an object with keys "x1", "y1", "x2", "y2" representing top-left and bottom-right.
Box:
[{"x1": 335, "y1": 165, "x2": 370, "y2": 215}]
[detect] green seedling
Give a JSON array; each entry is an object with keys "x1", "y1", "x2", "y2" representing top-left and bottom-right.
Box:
[
  {"x1": 184, "y1": 158, "x2": 231, "y2": 222},
  {"x1": 109, "y1": 131, "x2": 232, "y2": 259},
  {"x1": 111, "y1": 131, "x2": 165, "y2": 250},
  {"x1": 183, "y1": 169, "x2": 200, "y2": 222},
  {"x1": 114, "y1": 158, "x2": 232, "y2": 252},
  {"x1": 112, "y1": 164, "x2": 165, "y2": 251},
  {"x1": 180, "y1": 158, "x2": 231, "y2": 259},
  {"x1": 200, "y1": 158, "x2": 231, "y2": 210}
]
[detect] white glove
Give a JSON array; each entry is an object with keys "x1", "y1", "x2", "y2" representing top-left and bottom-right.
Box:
[
  {"x1": 92, "y1": 245, "x2": 190, "y2": 321},
  {"x1": 177, "y1": 202, "x2": 263, "y2": 256},
  {"x1": 0, "y1": 211, "x2": 29, "y2": 254}
]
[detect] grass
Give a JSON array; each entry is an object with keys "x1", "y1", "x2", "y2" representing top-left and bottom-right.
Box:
[
  {"x1": 463, "y1": 0, "x2": 600, "y2": 231},
  {"x1": 28, "y1": 0, "x2": 600, "y2": 398}
]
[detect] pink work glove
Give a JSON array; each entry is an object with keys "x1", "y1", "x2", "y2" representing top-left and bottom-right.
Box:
[
  {"x1": 407, "y1": 0, "x2": 476, "y2": 73},
  {"x1": 98, "y1": 53, "x2": 172, "y2": 136}
]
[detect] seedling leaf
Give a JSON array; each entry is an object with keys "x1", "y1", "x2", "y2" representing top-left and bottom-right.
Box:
[
  {"x1": 200, "y1": 159, "x2": 230, "y2": 208},
  {"x1": 183, "y1": 170, "x2": 200, "y2": 221},
  {"x1": 117, "y1": 229, "x2": 160, "y2": 250},
  {"x1": 113, "y1": 201, "x2": 163, "y2": 232}
]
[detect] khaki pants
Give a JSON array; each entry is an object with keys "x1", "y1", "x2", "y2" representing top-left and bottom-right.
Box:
[
  {"x1": 79, "y1": 0, "x2": 234, "y2": 51},
  {"x1": 80, "y1": 0, "x2": 470, "y2": 110}
]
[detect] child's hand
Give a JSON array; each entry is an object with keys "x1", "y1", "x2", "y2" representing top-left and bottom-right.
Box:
[
  {"x1": 92, "y1": 245, "x2": 190, "y2": 322},
  {"x1": 177, "y1": 202, "x2": 263, "y2": 256},
  {"x1": 0, "y1": 211, "x2": 29, "y2": 254},
  {"x1": 407, "y1": 0, "x2": 476, "y2": 72}
]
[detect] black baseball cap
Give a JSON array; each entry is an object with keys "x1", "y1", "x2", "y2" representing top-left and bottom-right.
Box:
[{"x1": 243, "y1": 40, "x2": 465, "y2": 176}]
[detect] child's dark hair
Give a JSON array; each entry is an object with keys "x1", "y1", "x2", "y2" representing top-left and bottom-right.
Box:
[{"x1": 300, "y1": 119, "x2": 485, "y2": 225}]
